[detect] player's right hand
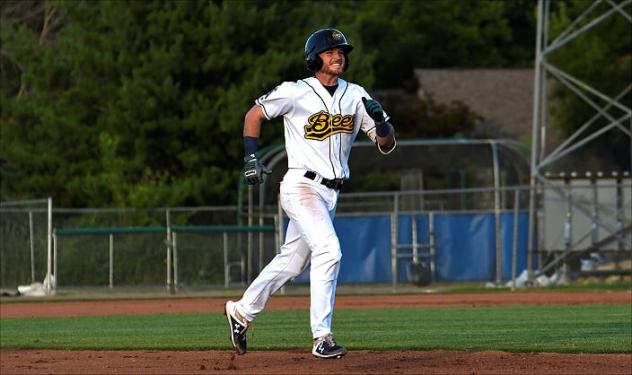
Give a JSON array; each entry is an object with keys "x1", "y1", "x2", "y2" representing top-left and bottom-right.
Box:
[
  {"x1": 362, "y1": 97, "x2": 385, "y2": 124},
  {"x1": 243, "y1": 154, "x2": 271, "y2": 185}
]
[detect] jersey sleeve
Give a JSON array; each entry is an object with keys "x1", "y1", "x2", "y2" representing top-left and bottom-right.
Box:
[{"x1": 255, "y1": 82, "x2": 295, "y2": 120}]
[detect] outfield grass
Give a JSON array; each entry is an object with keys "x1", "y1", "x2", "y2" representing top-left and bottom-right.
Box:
[
  {"x1": 435, "y1": 280, "x2": 632, "y2": 294},
  {"x1": 1, "y1": 304, "x2": 630, "y2": 353}
]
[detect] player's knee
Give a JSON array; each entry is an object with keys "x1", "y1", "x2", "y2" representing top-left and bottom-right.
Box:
[
  {"x1": 320, "y1": 239, "x2": 342, "y2": 264},
  {"x1": 331, "y1": 248, "x2": 342, "y2": 263},
  {"x1": 320, "y1": 238, "x2": 342, "y2": 263},
  {"x1": 285, "y1": 266, "x2": 304, "y2": 279}
]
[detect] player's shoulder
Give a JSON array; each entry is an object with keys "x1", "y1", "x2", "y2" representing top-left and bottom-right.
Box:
[
  {"x1": 277, "y1": 77, "x2": 332, "y2": 95},
  {"x1": 272, "y1": 80, "x2": 300, "y2": 91},
  {"x1": 296, "y1": 77, "x2": 320, "y2": 90},
  {"x1": 274, "y1": 79, "x2": 312, "y2": 94},
  {"x1": 342, "y1": 80, "x2": 368, "y2": 95},
  {"x1": 259, "y1": 80, "x2": 303, "y2": 100}
]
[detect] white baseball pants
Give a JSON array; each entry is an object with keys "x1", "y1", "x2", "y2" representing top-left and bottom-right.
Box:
[{"x1": 234, "y1": 169, "x2": 341, "y2": 339}]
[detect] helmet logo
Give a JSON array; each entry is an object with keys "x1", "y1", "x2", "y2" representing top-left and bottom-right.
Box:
[{"x1": 331, "y1": 31, "x2": 343, "y2": 41}]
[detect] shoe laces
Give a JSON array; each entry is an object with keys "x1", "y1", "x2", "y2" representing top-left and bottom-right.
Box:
[
  {"x1": 318, "y1": 333, "x2": 336, "y2": 347},
  {"x1": 231, "y1": 308, "x2": 250, "y2": 334}
]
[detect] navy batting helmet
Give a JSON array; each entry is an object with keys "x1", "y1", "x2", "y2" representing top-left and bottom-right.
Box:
[{"x1": 305, "y1": 28, "x2": 354, "y2": 72}]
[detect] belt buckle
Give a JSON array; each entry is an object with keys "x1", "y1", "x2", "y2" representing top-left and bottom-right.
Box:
[
  {"x1": 304, "y1": 171, "x2": 342, "y2": 190},
  {"x1": 325, "y1": 178, "x2": 343, "y2": 190}
]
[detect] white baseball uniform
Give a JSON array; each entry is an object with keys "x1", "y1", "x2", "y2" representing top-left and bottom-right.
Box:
[{"x1": 234, "y1": 76, "x2": 395, "y2": 339}]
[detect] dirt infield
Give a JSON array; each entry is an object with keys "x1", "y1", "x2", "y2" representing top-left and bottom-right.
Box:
[
  {"x1": 2, "y1": 349, "x2": 631, "y2": 375},
  {"x1": 1, "y1": 291, "x2": 631, "y2": 374}
]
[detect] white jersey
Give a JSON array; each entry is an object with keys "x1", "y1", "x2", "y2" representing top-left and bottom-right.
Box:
[{"x1": 255, "y1": 76, "x2": 394, "y2": 180}]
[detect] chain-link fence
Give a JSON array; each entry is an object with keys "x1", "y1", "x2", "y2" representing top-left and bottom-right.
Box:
[{"x1": 1, "y1": 176, "x2": 629, "y2": 292}]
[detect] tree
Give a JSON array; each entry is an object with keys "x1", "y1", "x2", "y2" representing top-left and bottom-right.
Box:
[
  {"x1": 1, "y1": 0, "x2": 540, "y2": 207},
  {"x1": 1, "y1": 0, "x2": 376, "y2": 207},
  {"x1": 352, "y1": 0, "x2": 537, "y2": 89}
]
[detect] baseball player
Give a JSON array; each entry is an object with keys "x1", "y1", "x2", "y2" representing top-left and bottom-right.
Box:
[{"x1": 225, "y1": 28, "x2": 396, "y2": 359}]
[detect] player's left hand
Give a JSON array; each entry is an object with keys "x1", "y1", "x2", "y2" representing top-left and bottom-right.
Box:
[
  {"x1": 362, "y1": 97, "x2": 385, "y2": 123},
  {"x1": 243, "y1": 154, "x2": 272, "y2": 185}
]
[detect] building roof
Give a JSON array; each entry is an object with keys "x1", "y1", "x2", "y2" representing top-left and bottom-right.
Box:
[{"x1": 415, "y1": 68, "x2": 534, "y2": 140}]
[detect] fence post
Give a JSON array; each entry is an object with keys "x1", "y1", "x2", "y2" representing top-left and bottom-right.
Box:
[
  {"x1": 45, "y1": 197, "x2": 53, "y2": 294},
  {"x1": 166, "y1": 209, "x2": 172, "y2": 293},
  {"x1": 259, "y1": 183, "x2": 265, "y2": 274},
  {"x1": 391, "y1": 192, "x2": 399, "y2": 292},
  {"x1": 28, "y1": 210, "x2": 35, "y2": 283},
  {"x1": 223, "y1": 232, "x2": 229, "y2": 288},
  {"x1": 247, "y1": 185, "x2": 253, "y2": 284},
  {"x1": 614, "y1": 172, "x2": 624, "y2": 270},
  {"x1": 589, "y1": 172, "x2": 599, "y2": 252},
  {"x1": 511, "y1": 189, "x2": 520, "y2": 291},
  {"x1": 52, "y1": 231, "x2": 58, "y2": 290},
  {"x1": 109, "y1": 233, "x2": 114, "y2": 289},
  {"x1": 173, "y1": 232, "x2": 178, "y2": 292},
  {"x1": 429, "y1": 212, "x2": 435, "y2": 278},
  {"x1": 562, "y1": 174, "x2": 573, "y2": 282},
  {"x1": 491, "y1": 141, "x2": 502, "y2": 285},
  {"x1": 412, "y1": 213, "x2": 418, "y2": 266}
]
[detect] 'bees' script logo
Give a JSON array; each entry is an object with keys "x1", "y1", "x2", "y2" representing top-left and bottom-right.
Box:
[{"x1": 304, "y1": 111, "x2": 354, "y2": 141}]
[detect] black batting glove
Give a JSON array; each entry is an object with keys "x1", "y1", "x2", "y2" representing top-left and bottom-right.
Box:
[
  {"x1": 362, "y1": 97, "x2": 385, "y2": 124},
  {"x1": 243, "y1": 154, "x2": 271, "y2": 185}
]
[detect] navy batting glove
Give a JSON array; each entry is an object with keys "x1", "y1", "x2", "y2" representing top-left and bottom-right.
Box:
[
  {"x1": 243, "y1": 154, "x2": 271, "y2": 185},
  {"x1": 362, "y1": 97, "x2": 385, "y2": 123}
]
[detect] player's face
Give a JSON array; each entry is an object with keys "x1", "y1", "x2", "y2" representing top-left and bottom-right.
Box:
[{"x1": 319, "y1": 47, "x2": 346, "y2": 76}]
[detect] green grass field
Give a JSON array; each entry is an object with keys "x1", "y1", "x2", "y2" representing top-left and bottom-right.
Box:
[{"x1": 1, "y1": 304, "x2": 630, "y2": 353}]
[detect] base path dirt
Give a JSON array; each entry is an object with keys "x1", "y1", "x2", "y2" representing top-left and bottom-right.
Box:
[
  {"x1": 1, "y1": 291, "x2": 630, "y2": 374},
  {"x1": 2, "y1": 291, "x2": 630, "y2": 318},
  {"x1": 2, "y1": 349, "x2": 631, "y2": 375}
]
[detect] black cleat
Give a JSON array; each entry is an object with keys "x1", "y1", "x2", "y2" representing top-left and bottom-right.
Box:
[
  {"x1": 224, "y1": 300, "x2": 248, "y2": 355},
  {"x1": 312, "y1": 333, "x2": 347, "y2": 359}
]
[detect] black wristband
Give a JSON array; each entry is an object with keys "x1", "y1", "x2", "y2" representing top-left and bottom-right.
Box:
[
  {"x1": 375, "y1": 122, "x2": 390, "y2": 137},
  {"x1": 244, "y1": 136, "x2": 259, "y2": 156}
]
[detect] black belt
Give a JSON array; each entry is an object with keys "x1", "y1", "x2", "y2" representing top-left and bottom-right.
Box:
[{"x1": 304, "y1": 171, "x2": 344, "y2": 191}]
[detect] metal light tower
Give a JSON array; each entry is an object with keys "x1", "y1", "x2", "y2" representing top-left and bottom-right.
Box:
[{"x1": 528, "y1": 0, "x2": 632, "y2": 282}]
